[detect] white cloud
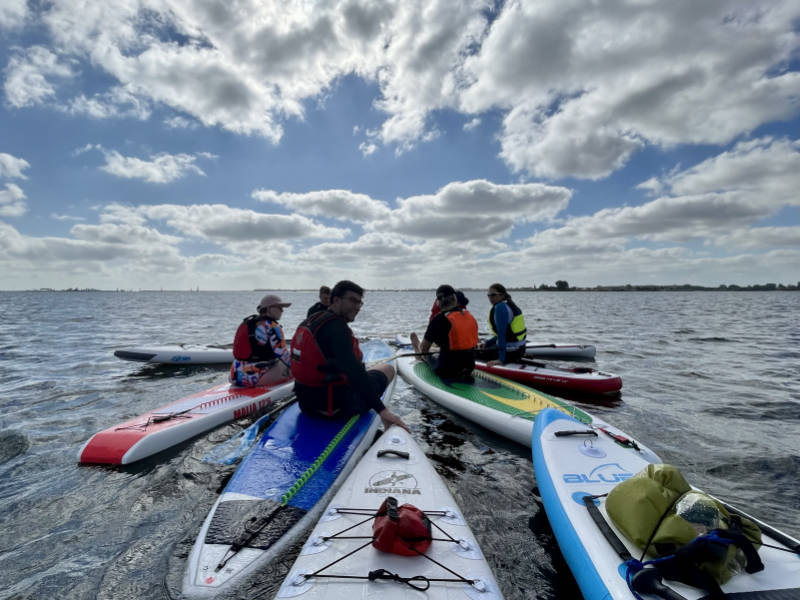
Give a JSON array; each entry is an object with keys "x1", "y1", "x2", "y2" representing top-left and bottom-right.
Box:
[
  {"x1": 4, "y1": 0, "x2": 795, "y2": 180},
  {"x1": 253, "y1": 189, "x2": 391, "y2": 222},
  {"x1": 99, "y1": 150, "x2": 209, "y2": 183},
  {"x1": 657, "y1": 137, "x2": 800, "y2": 206},
  {"x1": 3, "y1": 46, "x2": 73, "y2": 107},
  {"x1": 0, "y1": 183, "x2": 26, "y2": 217},
  {"x1": 373, "y1": 179, "x2": 571, "y2": 240},
  {"x1": 66, "y1": 86, "x2": 151, "y2": 120},
  {"x1": 463, "y1": 117, "x2": 480, "y2": 131},
  {"x1": 51, "y1": 213, "x2": 86, "y2": 222},
  {"x1": 0, "y1": 0, "x2": 27, "y2": 30},
  {"x1": 0, "y1": 153, "x2": 30, "y2": 179},
  {"x1": 459, "y1": 1, "x2": 800, "y2": 178},
  {"x1": 131, "y1": 203, "x2": 351, "y2": 243}
]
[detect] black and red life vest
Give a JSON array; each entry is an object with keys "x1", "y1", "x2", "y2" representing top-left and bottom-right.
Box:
[
  {"x1": 232, "y1": 314, "x2": 279, "y2": 362},
  {"x1": 290, "y1": 311, "x2": 363, "y2": 414},
  {"x1": 442, "y1": 308, "x2": 479, "y2": 350},
  {"x1": 372, "y1": 496, "x2": 432, "y2": 556}
]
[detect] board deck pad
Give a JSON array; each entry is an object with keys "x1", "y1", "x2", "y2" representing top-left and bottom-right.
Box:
[{"x1": 205, "y1": 499, "x2": 306, "y2": 549}]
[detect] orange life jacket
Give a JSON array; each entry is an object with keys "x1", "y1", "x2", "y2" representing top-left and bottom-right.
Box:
[{"x1": 444, "y1": 308, "x2": 478, "y2": 350}]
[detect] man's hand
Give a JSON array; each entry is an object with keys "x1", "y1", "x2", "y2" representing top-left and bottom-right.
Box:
[{"x1": 379, "y1": 408, "x2": 411, "y2": 433}]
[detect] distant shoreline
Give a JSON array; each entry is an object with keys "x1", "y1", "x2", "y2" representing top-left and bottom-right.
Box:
[{"x1": 8, "y1": 284, "x2": 800, "y2": 293}]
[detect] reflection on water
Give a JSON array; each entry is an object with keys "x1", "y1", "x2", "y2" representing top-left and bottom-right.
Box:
[{"x1": 0, "y1": 290, "x2": 798, "y2": 599}]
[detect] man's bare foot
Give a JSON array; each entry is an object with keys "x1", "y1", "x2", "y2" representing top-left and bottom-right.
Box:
[{"x1": 410, "y1": 332, "x2": 421, "y2": 354}]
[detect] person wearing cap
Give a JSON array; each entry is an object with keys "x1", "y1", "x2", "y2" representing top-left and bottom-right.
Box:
[
  {"x1": 229, "y1": 293, "x2": 292, "y2": 387},
  {"x1": 306, "y1": 285, "x2": 331, "y2": 317},
  {"x1": 410, "y1": 284, "x2": 479, "y2": 381},
  {"x1": 428, "y1": 289, "x2": 469, "y2": 322},
  {"x1": 290, "y1": 280, "x2": 410, "y2": 433}
]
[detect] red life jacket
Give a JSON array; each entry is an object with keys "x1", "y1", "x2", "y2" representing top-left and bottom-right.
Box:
[
  {"x1": 232, "y1": 314, "x2": 278, "y2": 361},
  {"x1": 444, "y1": 308, "x2": 478, "y2": 351},
  {"x1": 372, "y1": 496, "x2": 432, "y2": 556},
  {"x1": 290, "y1": 311, "x2": 363, "y2": 415}
]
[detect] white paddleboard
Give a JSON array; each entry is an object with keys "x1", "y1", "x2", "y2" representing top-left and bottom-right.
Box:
[
  {"x1": 532, "y1": 408, "x2": 800, "y2": 600},
  {"x1": 114, "y1": 344, "x2": 233, "y2": 364},
  {"x1": 276, "y1": 425, "x2": 504, "y2": 600}
]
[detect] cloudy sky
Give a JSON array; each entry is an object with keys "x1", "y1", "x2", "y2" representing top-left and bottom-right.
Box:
[{"x1": 1, "y1": 0, "x2": 799, "y2": 291}]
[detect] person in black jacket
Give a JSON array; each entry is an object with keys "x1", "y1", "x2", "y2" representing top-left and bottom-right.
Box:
[
  {"x1": 306, "y1": 285, "x2": 331, "y2": 317},
  {"x1": 291, "y1": 280, "x2": 410, "y2": 432}
]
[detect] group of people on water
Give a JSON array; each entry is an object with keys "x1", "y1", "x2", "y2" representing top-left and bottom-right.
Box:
[{"x1": 229, "y1": 281, "x2": 527, "y2": 434}]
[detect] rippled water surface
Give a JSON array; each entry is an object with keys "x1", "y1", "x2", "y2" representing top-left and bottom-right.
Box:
[{"x1": 0, "y1": 290, "x2": 798, "y2": 599}]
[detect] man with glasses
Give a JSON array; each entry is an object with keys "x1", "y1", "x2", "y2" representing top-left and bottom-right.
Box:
[
  {"x1": 410, "y1": 284, "x2": 479, "y2": 382},
  {"x1": 291, "y1": 280, "x2": 410, "y2": 432}
]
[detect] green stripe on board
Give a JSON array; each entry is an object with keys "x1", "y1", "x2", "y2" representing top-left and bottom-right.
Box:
[{"x1": 413, "y1": 361, "x2": 592, "y2": 424}]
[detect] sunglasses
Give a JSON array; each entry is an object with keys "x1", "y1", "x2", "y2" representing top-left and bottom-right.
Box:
[
  {"x1": 487, "y1": 292, "x2": 501, "y2": 297},
  {"x1": 436, "y1": 293, "x2": 454, "y2": 301},
  {"x1": 343, "y1": 295, "x2": 364, "y2": 306}
]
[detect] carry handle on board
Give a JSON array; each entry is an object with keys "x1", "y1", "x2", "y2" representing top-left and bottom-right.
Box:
[{"x1": 630, "y1": 568, "x2": 688, "y2": 600}]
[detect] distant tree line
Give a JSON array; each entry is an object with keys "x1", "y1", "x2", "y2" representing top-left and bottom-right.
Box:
[{"x1": 512, "y1": 282, "x2": 800, "y2": 291}]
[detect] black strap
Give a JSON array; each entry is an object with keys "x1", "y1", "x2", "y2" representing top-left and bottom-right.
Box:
[{"x1": 582, "y1": 494, "x2": 633, "y2": 561}]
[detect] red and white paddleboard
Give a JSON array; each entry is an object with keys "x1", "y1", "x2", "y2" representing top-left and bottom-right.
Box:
[
  {"x1": 78, "y1": 380, "x2": 294, "y2": 465},
  {"x1": 475, "y1": 359, "x2": 622, "y2": 394}
]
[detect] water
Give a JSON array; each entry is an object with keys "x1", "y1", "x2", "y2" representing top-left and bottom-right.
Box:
[{"x1": 0, "y1": 290, "x2": 798, "y2": 599}]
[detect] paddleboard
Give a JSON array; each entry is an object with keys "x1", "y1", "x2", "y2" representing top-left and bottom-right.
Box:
[
  {"x1": 532, "y1": 407, "x2": 800, "y2": 600},
  {"x1": 393, "y1": 334, "x2": 596, "y2": 360},
  {"x1": 475, "y1": 358, "x2": 622, "y2": 395},
  {"x1": 396, "y1": 354, "x2": 656, "y2": 462},
  {"x1": 114, "y1": 344, "x2": 234, "y2": 364},
  {"x1": 182, "y1": 342, "x2": 397, "y2": 598},
  {"x1": 524, "y1": 343, "x2": 596, "y2": 360},
  {"x1": 275, "y1": 425, "x2": 504, "y2": 599},
  {"x1": 78, "y1": 379, "x2": 294, "y2": 465}
]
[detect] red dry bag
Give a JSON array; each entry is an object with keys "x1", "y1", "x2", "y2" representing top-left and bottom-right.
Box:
[{"x1": 372, "y1": 496, "x2": 432, "y2": 556}]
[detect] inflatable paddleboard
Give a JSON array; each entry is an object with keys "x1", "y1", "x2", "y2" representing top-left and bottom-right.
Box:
[
  {"x1": 397, "y1": 354, "x2": 656, "y2": 462},
  {"x1": 114, "y1": 344, "x2": 234, "y2": 364},
  {"x1": 532, "y1": 408, "x2": 800, "y2": 600},
  {"x1": 393, "y1": 334, "x2": 595, "y2": 360},
  {"x1": 276, "y1": 425, "x2": 504, "y2": 599},
  {"x1": 182, "y1": 341, "x2": 397, "y2": 598},
  {"x1": 475, "y1": 358, "x2": 622, "y2": 395},
  {"x1": 524, "y1": 343, "x2": 596, "y2": 360},
  {"x1": 78, "y1": 379, "x2": 294, "y2": 465}
]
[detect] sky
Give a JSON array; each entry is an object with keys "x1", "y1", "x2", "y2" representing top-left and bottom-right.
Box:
[{"x1": 1, "y1": 0, "x2": 799, "y2": 291}]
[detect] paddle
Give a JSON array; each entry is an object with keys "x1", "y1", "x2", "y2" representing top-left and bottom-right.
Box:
[
  {"x1": 370, "y1": 350, "x2": 439, "y2": 366},
  {"x1": 202, "y1": 395, "x2": 297, "y2": 464}
]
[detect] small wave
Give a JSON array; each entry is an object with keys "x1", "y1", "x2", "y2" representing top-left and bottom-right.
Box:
[
  {"x1": 705, "y1": 455, "x2": 800, "y2": 482},
  {"x1": 687, "y1": 336, "x2": 735, "y2": 343},
  {"x1": 703, "y1": 400, "x2": 800, "y2": 421},
  {"x1": 0, "y1": 430, "x2": 30, "y2": 462}
]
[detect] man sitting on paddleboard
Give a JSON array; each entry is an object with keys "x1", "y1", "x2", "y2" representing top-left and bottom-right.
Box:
[
  {"x1": 306, "y1": 284, "x2": 331, "y2": 317},
  {"x1": 411, "y1": 284, "x2": 479, "y2": 381},
  {"x1": 291, "y1": 280, "x2": 410, "y2": 433},
  {"x1": 230, "y1": 294, "x2": 293, "y2": 387}
]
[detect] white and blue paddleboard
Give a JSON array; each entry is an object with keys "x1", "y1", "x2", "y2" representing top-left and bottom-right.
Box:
[
  {"x1": 182, "y1": 340, "x2": 396, "y2": 598},
  {"x1": 276, "y1": 425, "x2": 504, "y2": 600},
  {"x1": 114, "y1": 344, "x2": 233, "y2": 364},
  {"x1": 532, "y1": 408, "x2": 800, "y2": 600}
]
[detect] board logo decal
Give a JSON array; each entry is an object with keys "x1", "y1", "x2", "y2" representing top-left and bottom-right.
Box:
[
  {"x1": 562, "y1": 462, "x2": 634, "y2": 484},
  {"x1": 365, "y1": 470, "x2": 421, "y2": 495}
]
